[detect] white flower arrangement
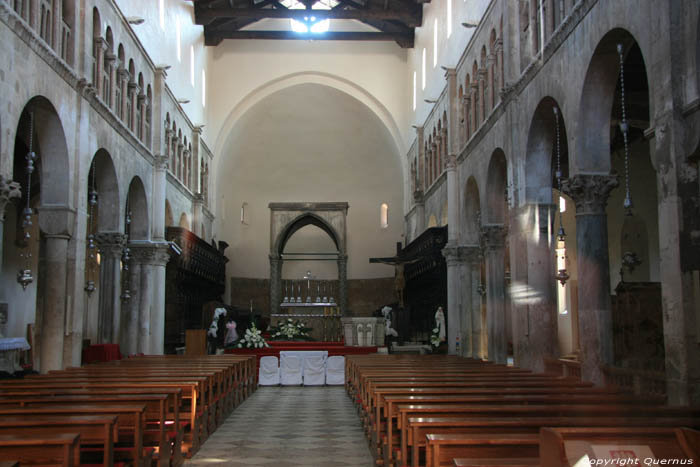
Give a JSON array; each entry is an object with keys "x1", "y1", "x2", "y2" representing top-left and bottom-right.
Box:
[
  {"x1": 430, "y1": 326, "x2": 441, "y2": 348},
  {"x1": 270, "y1": 318, "x2": 312, "y2": 341},
  {"x1": 235, "y1": 322, "x2": 269, "y2": 349}
]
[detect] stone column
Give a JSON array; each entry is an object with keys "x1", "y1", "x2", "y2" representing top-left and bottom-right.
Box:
[
  {"x1": 192, "y1": 193, "x2": 204, "y2": 238},
  {"x1": 137, "y1": 92, "x2": 146, "y2": 140},
  {"x1": 477, "y1": 69, "x2": 487, "y2": 125},
  {"x1": 442, "y1": 155, "x2": 461, "y2": 354},
  {"x1": 0, "y1": 177, "x2": 21, "y2": 278},
  {"x1": 487, "y1": 54, "x2": 496, "y2": 111},
  {"x1": 481, "y1": 224, "x2": 508, "y2": 364},
  {"x1": 495, "y1": 39, "x2": 504, "y2": 105},
  {"x1": 269, "y1": 255, "x2": 282, "y2": 315},
  {"x1": 461, "y1": 245, "x2": 482, "y2": 358},
  {"x1": 130, "y1": 243, "x2": 156, "y2": 354},
  {"x1": 122, "y1": 251, "x2": 141, "y2": 355},
  {"x1": 149, "y1": 243, "x2": 172, "y2": 354},
  {"x1": 106, "y1": 51, "x2": 117, "y2": 109},
  {"x1": 93, "y1": 38, "x2": 106, "y2": 94},
  {"x1": 529, "y1": 0, "x2": 539, "y2": 57},
  {"x1": 51, "y1": 0, "x2": 61, "y2": 52},
  {"x1": 37, "y1": 206, "x2": 75, "y2": 372},
  {"x1": 117, "y1": 68, "x2": 129, "y2": 121},
  {"x1": 463, "y1": 95, "x2": 471, "y2": 141},
  {"x1": 152, "y1": 155, "x2": 168, "y2": 241},
  {"x1": 545, "y1": 0, "x2": 555, "y2": 39},
  {"x1": 470, "y1": 84, "x2": 478, "y2": 133},
  {"x1": 95, "y1": 232, "x2": 126, "y2": 344},
  {"x1": 522, "y1": 203, "x2": 558, "y2": 372},
  {"x1": 338, "y1": 255, "x2": 348, "y2": 316},
  {"x1": 127, "y1": 81, "x2": 137, "y2": 132},
  {"x1": 561, "y1": 174, "x2": 618, "y2": 385},
  {"x1": 414, "y1": 190, "x2": 425, "y2": 234}
]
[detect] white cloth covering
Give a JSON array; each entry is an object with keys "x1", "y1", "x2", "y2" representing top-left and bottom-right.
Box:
[
  {"x1": 258, "y1": 356, "x2": 280, "y2": 386},
  {"x1": 302, "y1": 355, "x2": 326, "y2": 386},
  {"x1": 325, "y1": 355, "x2": 345, "y2": 385},
  {"x1": 280, "y1": 355, "x2": 303, "y2": 386}
]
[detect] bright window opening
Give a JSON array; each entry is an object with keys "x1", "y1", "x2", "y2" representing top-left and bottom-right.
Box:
[
  {"x1": 447, "y1": 0, "x2": 452, "y2": 37},
  {"x1": 559, "y1": 196, "x2": 566, "y2": 213},
  {"x1": 190, "y1": 46, "x2": 195, "y2": 86},
  {"x1": 176, "y1": 17, "x2": 181, "y2": 62},
  {"x1": 282, "y1": 0, "x2": 337, "y2": 33},
  {"x1": 433, "y1": 19, "x2": 438, "y2": 67},
  {"x1": 412, "y1": 71, "x2": 417, "y2": 111},
  {"x1": 159, "y1": 0, "x2": 165, "y2": 30},
  {"x1": 380, "y1": 203, "x2": 389, "y2": 229},
  {"x1": 421, "y1": 48, "x2": 426, "y2": 90},
  {"x1": 241, "y1": 202, "x2": 249, "y2": 224},
  {"x1": 202, "y1": 69, "x2": 206, "y2": 107}
]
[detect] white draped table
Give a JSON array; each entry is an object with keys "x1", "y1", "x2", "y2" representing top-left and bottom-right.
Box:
[{"x1": 0, "y1": 337, "x2": 30, "y2": 373}]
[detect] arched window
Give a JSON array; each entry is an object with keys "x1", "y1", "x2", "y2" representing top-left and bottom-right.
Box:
[
  {"x1": 136, "y1": 73, "x2": 144, "y2": 140},
  {"x1": 145, "y1": 85, "x2": 152, "y2": 148},
  {"x1": 472, "y1": 61, "x2": 479, "y2": 128},
  {"x1": 464, "y1": 74, "x2": 472, "y2": 139},
  {"x1": 126, "y1": 60, "x2": 135, "y2": 130},
  {"x1": 115, "y1": 44, "x2": 125, "y2": 120},
  {"x1": 481, "y1": 46, "x2": 489, "y2": 116},
  {"x1": 39, "y1": 0, "x2": 52, "y2": 46},
  {"x1": 91, "y1": 8, "x2": 101, "y2": 85},
  {"x1": 380, "y1": 203, "x2": 389, "y2": 229},
  {"x1": 490, "y1": 29, "x2": 499, "y2": 108},
  {"x1": 171, "y1": 122, "x2": 177, "y2": 173},
  {"x1": 177, "y1": 129, "x2": 183, "y2": 180},
  {"x1": 103, "y1": 27, "x2": 114, "y2": 105}
]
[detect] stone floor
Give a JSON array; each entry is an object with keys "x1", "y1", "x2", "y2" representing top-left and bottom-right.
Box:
[{"x1": 185, "y1": 386, "x2": 374, "y2": 466}]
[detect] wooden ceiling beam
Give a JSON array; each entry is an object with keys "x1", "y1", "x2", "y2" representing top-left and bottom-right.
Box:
[
  {"x1": 195, "y1": 5, "x2": 421, "y2": 27},
  {"x1": 204, "y1": 29, "x2": 414, "y2": 47}
]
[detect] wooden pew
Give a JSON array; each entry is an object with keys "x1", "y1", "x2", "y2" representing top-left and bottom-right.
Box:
[
  {"x1": 405, "y1": 416, "x2": 700, "y2": 467},
  {"x1": 0, "y1": 433, "x2": 80, "y2": 467},
  {"x1": 0, "y1": 415, "x2": 117, "y2": 467},
  {"x1": 0, "y1": 404, "x2": 148, "y2": 467},
  {"x1": 426, "y1": 433, "x2": 539, "y2": 467},
  {"x1": 539, "y1": 427, "x2": 700, "y2": 466},
  {"x1": 0, "y1": 393, "x2": 173, "y2": 467}
]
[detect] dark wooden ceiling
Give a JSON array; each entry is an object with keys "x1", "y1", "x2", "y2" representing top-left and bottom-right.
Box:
[{"x1": 194, "y1": 0, "x2": 428, "y2": 48}]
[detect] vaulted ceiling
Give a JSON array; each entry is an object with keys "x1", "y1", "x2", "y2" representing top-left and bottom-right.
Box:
[{"x1": 194, "y1": 0, "x2": 429, "y2": 48}]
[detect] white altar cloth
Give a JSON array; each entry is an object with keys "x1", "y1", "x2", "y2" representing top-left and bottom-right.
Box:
[
  {"x1": 0, "y1": 337, "x2": 30, "y2": 373},
  {"x1": 279, "y1": 350, "x2": 328, "y2": 379}
]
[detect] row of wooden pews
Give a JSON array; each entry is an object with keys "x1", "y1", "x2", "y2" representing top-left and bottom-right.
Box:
[
  {"x1": 0, "y1": 354, "x2": 256, "y2": 466},
  {"x1": 346, "y1": 354, "x2": 700, "y2": 467}
]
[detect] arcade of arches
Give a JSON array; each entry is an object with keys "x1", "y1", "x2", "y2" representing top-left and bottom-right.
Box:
[{"x1": 0, "y1": 0, "x2": 699, "y2": 409}]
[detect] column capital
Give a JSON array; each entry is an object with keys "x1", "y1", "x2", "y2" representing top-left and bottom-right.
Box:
[
  {"x1": 561, "y1": 173, "x2": 619, "y2": 215},
  {"x1": 445, "y1": 154, "x2": 458, "y2": 171},
  {"x1": 154, "y1": 155, "x2": 169, "y2": 171},
  {"x1": 154, "y1": 67, "x2": 168, "y2": 79},
  {"x1": 443, "y1": 244, "x2": 483, "y2": 265},
  {"x1": 96, "y1": 232, "x2": 127, "y2": 258},
  {"x1": 193, "y1": 125, "x2": 204, "y2": 135},
  {"x1": 481, "y1": 224, "x2": 507, "y2": 252},
  {"x1": 477, "y1": 68, "x2": 488, "y2": 81},
  {"x1": 0, "y1": 176, "x2": 21, "y2": 216},
  {"x1": 413, "y1": 189, "x2": 424, "y2": 204},
  {"x1": 38, "y1": 205, "x2": 75, "y2": 238},
  {"x1": 129, "y1": 241, "x2": 172, "y2": 265},
  {"x1": 443, "y1": 67, "x2": 457, "y2": 79}
]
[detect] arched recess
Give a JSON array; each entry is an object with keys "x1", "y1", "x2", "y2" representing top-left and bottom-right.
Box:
[
  {"x1": 463, "y1": 177, "x2": 481, "y2": 244},
  {"x1": 8, "y1": 96, "x2": 71, "y2": 373},
  {"x1": 428, "y1": 214, "x2": 438, "y2": 228},
  {"x1": 269, "y1": 202, "x2": 348, "y2": 315},
  {"x1": 164, "y1": 200, "x2": 174, "y2": 227},
  {"x1": 89, "y1": 149, "x2": 120, "y2": 232},
  {"x1": 211, "y1": 72, "x2": 407, "y2": 207},
  {"x1": 126, "y1": 177, "x2": 149, "y2": 241},
  {"x1": 462, "y1": 176, "x2": 486, "y2": 359},
  {"x1": 178, "y1": 212, "x2": 190, "y2": 230},
  {"x1": 483, "y1": 149, "x2": 511, "y2": 364}
]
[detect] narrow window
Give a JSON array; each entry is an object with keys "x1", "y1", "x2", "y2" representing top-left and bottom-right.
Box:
[
  {"x1": 421, "y1": 48, "x2": 426, "y2": 90},
  {"x1": 433, "y1": 19, "x2": 438, "y2": 68},
  {"x1": 241, "y1": 202, "x2": 249, "y2": 224},
  {"x1": 159, "y1": 0, "x2": 165, "y2": 30},
  {"x1": 447, "y1": 0, "x2": 452, "y2": 37},
  {"x1": 202, "y1": 69, "x2": 206, "y2": 107},
  {"x1": 412, "y1": 71, "x2": 417, "y2": 111},
  {"x1": 190, "y1": 46, "x2": 195, "y2": 86},
  {"x1": 176, "y1": 17, "x2": 181, "y2": 62},
  {"x1": 380, "y1": 203, "x2": 389, "y2": 229}
]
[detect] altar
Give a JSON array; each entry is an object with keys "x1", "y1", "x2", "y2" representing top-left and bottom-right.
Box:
[{"x1": 272, "y1": 302, "x2": 342, "y2": 342}]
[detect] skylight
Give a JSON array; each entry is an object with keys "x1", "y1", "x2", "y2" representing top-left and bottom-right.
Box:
[{"x1": 280, "y1": 0, "x2": 340, "y2": 33}]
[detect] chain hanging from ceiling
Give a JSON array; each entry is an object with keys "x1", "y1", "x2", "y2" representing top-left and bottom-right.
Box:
[
  {"x1": 617, "y1": 43, "x2": 633, "y2": 216},
  {"x1": 553, "y1": 106, "x2": 570, "y2": 286},
  {"x1": 121, "y1": 198, "x2": 131, "y2": 301},
  {"x1": 17, "y1": 111, "x2": 36, "y2": 290},
  {"x1": 85, "y1": 163, "x2": 98, "y2": 295}
]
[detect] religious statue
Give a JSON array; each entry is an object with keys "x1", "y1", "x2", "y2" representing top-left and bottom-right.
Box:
[
  {"x1": 381, "y1": 306, "x2": 398, "y2": 338},
  {"x1": 434, "y1": 306, "x2": 446, "y2": 342},
  {"x1": 224, "y1": 319, "x2": 239, "y2": 347},
  {"x1": 207, "y1": 308, "x2": 227, "y2": 354},
  {"x1": 394, "y1": 263, "x2": 405, "y2": 308}
]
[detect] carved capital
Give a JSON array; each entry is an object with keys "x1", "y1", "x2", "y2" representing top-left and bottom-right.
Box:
[
  {"x1": 442, "y1": 244, "x2": 462, "y2": 267},
  {"x1": 0, "y1": 176, "x2": 21, "y2": 216},
  {"x1": 460, "y1": 244, "x2": 483, "y2": 264},
  {"x1": 445, "y1": 154, "x2": 457, "y2": 171},
  {"x1": 561, "y1": 173, "x2": 619, "y2": 215},
  {"x1": 413, "y1": 189, "x2": 424, "y2": 204},
  {"x1": 154, "y1": 155, "x2": 169, "y2": 171},
  {"x1": 481, "y1": 224, "x2": 507, "y2": 252},
  {"x1": 129, "y1": 241, "x2": 171, "y2": 265},
  {"x1": 96, "y1": 232, "x2": 127, "y2": 258}
]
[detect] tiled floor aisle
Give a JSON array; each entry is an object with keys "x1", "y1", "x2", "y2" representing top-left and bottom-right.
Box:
[{"x1": 185, "y1": 386, "x2": 374, "y2": 466}]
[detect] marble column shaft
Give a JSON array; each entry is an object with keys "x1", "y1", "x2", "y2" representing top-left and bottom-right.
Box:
[
  {"x1": 561, "y1": 174, "x2": 618, "y2": 385},
  {"x1": 443, "y1": 155, "x2": 461, "y2": 354},
  {"x1": 460, "y1": 246, "x2": 483, "y2": 358},
  {"x1": 523, "y1": 203, "x2": 558, "y2": 372},
  {"x1": 482, "y1": 224, "x2": 508, "y2": 364},
  {"x1": 152, "y1": 156, "x2": 168, "y2": 241},
  {"x1": 96, "y1": 232, "x2": 126, "y2": 344},
  {"x1": 0, "y1": 177, "x2": 21, "y2": 279},
  {"x1": 122, "y1": 258, "x2": 141, "y2": 355},
  {"x1": 40, "y1": 234, "x2": 70, "y2": 372},
  {"x1": 149, "y1": 244, "x2": 172, "y2": 355}
]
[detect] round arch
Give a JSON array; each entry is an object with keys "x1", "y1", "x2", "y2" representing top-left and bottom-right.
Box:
[
  {"x1": 211, "y1": 71, "x2": 406, "y2": 187},
  {"x1": 89, "y1": 149, "x2": 120, "y2": 232},
  {"x1": 178, "y1": 212, "x2": 190, "y2": 230},
  {"x1": 126, "y1": 177, "x2": 149, "y2": 241},
  {"x1": 485, "y1": 148, "x2": 508, "y2": 224}
]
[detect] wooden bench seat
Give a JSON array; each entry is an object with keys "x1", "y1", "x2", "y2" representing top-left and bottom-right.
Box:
[
  {"x1": 426, "y1": 433, "x2": 540, "y2": 467},
  {"x1": 452, "y1": 458, "x2": 539, "y2": 466},
  {"x1": 0, "y1": 433, "x2": 80, "y2": 467}
]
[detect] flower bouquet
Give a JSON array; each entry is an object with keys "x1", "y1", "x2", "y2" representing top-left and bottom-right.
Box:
[
  {"x1": 233, "y1": 322, "x2": 269, "y2": 348},
  {"x1": 269, "y1": 318, "x2": 313, "y2": 341},
  {"x1": 430, "y1": 326, "x2": 442, "y2": 348}
]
